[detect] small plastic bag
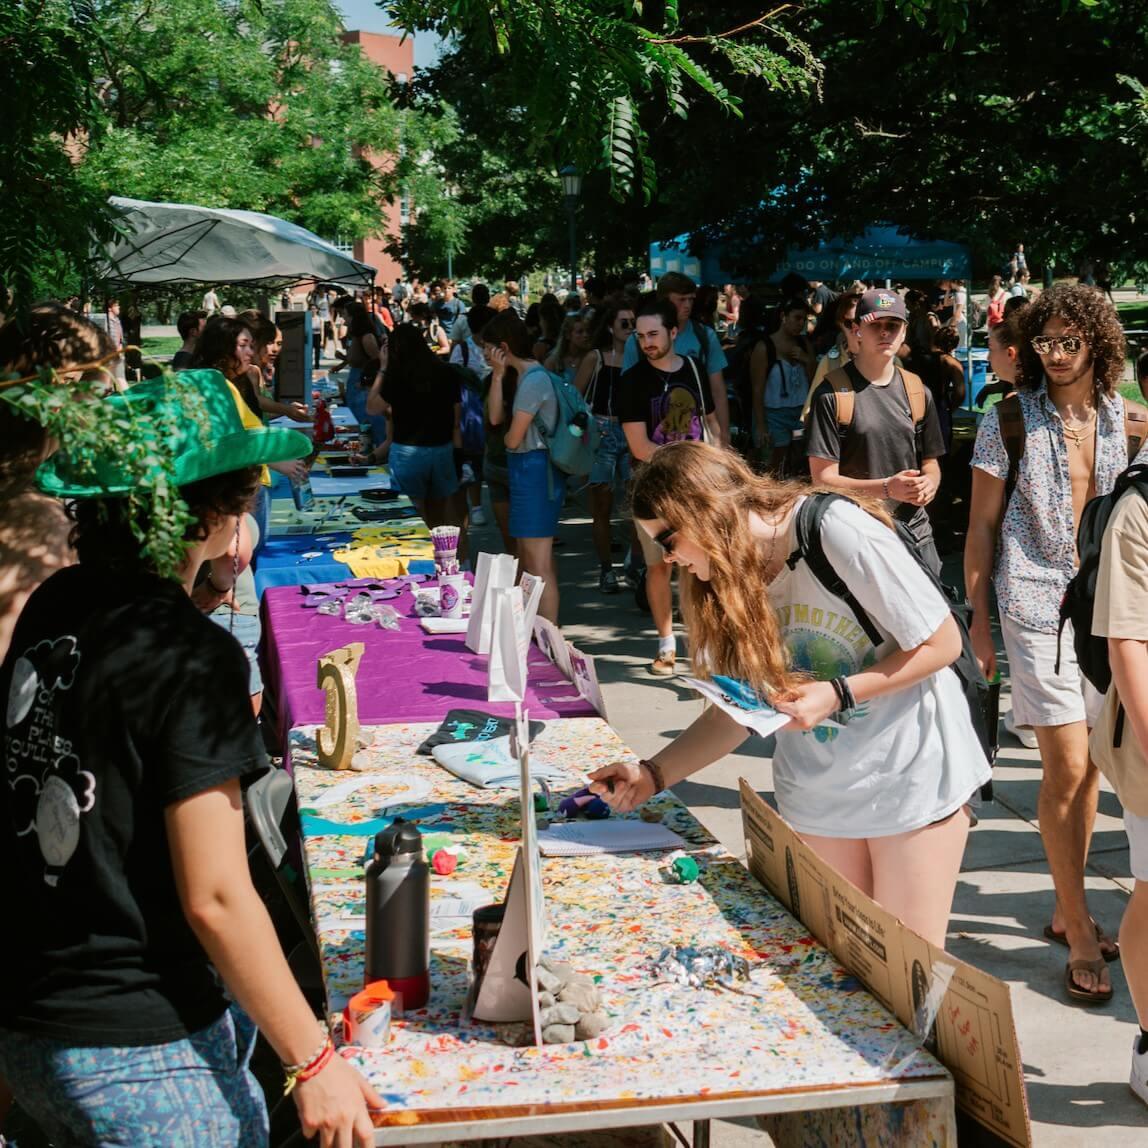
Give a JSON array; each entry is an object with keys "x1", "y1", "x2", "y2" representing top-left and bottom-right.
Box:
[
  {"x1": 372, "y1": 604, "x2": 401, "y2": 630},
  {"x1": 344, "y1": 593, "x2": 376, "y2": 624}
]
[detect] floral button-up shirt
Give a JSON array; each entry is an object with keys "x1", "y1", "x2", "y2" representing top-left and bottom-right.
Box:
[{"x1": 971, "y1": 385, "x2": 1148, "y2": 633}]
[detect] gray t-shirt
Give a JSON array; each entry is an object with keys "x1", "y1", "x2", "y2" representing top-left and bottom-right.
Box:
[
  {"x1": 509, "y1": 365, "x2": 558, "y2": 454},
  {"x1": 805, "y1": 363, "x2": 945, "y2": 544},
  {"x1": 768, "y1": 498, "x2": 990, "y2": 837}
]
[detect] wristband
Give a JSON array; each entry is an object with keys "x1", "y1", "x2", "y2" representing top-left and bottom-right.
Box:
[
  {"x1": 833, "y1": 676, "x2": 857, "y2": 713},
  {"x1": 882, "y1": 477, "x2": 891, "y2": 499},
  {"x1": 639, "y1": 758, "x2": 666, "y2": 794},
  {"x1": 283, "y1": 1034, "x2": 334, "y2": 1095},
  {"x1": 830, "y1": 677, "x2": 847, "y2": 710}
]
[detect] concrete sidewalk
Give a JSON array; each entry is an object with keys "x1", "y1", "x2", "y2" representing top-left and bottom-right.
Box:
[{"x1": 467, "y1": 498, "x2": 1147, "y2": 1145}]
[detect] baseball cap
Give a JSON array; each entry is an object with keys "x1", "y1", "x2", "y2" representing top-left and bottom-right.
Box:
[{"x1": 854, "y1": 290, "x2": 907, "y2": 324}]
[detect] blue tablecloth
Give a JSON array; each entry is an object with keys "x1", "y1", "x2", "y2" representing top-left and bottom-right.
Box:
[{"x1": 254, "y1": 533, "x2": 356, "y2": 595}]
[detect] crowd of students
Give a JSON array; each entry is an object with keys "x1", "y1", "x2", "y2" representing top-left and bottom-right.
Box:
[{"x1": 4, "y1": 267, "x2": 1148, "y2": 1142}]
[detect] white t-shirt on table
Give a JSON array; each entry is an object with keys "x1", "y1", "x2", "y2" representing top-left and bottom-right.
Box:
[{"x1": 766, "y1": 498, "x2": 990, "y2": 838}]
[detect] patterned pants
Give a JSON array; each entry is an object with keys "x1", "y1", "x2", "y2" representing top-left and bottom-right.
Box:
[{"x1": 0, "y1": 1007, "x2": 268, "y2": 1147}]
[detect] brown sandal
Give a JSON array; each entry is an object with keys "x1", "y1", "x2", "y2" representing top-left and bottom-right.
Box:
[
  {"x1": 1043, "y1": 921, "x2": 1120, "y2": 962},
  {"x1": 1064, "y1": 957, "x2": 1113, "y2": 1005}
]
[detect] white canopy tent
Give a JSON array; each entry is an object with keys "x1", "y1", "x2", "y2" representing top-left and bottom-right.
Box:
[{"x1": 98, "y1": 197, "x2": 375, "y2": 291}]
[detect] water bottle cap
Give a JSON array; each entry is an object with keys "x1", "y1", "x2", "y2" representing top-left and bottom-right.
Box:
[{"x1": 375, "y1": 818, "x2": 423, "y2": 857}]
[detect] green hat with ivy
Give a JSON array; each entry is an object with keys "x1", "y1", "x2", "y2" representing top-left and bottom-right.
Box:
[{"x1": 36, "y1": 368, "x2": 311, "y2": 499}]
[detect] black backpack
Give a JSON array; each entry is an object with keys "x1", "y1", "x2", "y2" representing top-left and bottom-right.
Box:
[
  {"x1": 788, "y1": 493, "x2": 993, "y2": 775},
  {"x1": 1056, "y1": 463, "x2": 1148, "y2": 694}
]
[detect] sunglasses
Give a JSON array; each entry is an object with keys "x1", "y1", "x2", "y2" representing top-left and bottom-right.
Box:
[
  {"x1": 654, "y1": 526, "x2": 677, "y2": 555},
  {"x1": 1031, "y1": 335, "x2": 1084, "y2": 356},
  {"x1": 617, "y1": 318, "x2": 635, "y2": 329}
]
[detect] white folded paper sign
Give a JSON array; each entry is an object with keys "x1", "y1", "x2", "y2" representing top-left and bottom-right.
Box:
[
  {"x1": 466, "y1": 552, "x2": 518, "y2": 654},
  {"x1": 487, "y1": 584, "x2": 528, "y2": 703},
  {"x1": 431, "y1": 736, "x2": 565, "y2": 789},
  {"x1": 536, "y1": 820, "x2": 686, "y2": 856}
]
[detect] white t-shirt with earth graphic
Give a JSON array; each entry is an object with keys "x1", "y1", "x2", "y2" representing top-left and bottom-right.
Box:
[{"x1": 766, "y1": 497, "x2": 990, "y2": 838}]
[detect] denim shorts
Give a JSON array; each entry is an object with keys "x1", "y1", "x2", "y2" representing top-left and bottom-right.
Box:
[
  {"x1": 389, "y1": 442, "x2": 459, "y2": 501},
  {"x1": 507, "y1": 449, "x2": 566, "y2": 539},
  {"x1": 0, "y1": 1006, "x2": 267, "y2": 1148},
  {"x1": 589, "y1": 416, "x2": 631, "y2": 487},
  {"x1": 765, "y1": 406, "x2": 805, "y2": 446},
  {"x1": 210, "y1": 608, "x2": 264, "y2": 695},
  {"x1": 343, "y1": 369, "x2": 388, "y2": 447}
]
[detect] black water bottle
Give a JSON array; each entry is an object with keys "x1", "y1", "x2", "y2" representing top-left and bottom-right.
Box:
[{"x1": 365, "y1": 819, "x2": 430, "y2": 1009}]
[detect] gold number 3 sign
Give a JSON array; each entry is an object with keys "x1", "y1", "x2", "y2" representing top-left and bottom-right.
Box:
[{"x1": 316, "y1": 642, "x2": 365, "y2": 770}]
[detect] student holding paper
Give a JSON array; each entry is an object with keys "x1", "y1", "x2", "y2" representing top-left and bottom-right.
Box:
[{"x1": 589, "y1": 441, "x2": 990, "y2": 948}]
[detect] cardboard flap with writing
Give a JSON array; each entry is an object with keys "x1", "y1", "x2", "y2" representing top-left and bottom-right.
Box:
[{"x1": 739, "y1": 780, "x2": 1031, "y2": 1148}]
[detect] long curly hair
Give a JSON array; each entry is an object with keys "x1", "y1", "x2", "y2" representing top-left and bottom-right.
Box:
[
  {"x1": 1015, "y1": 284, "x2": 1126, "y2": 396},
  {"x1": 630, "y1": 441, "x2": 891, "y2": 700}
]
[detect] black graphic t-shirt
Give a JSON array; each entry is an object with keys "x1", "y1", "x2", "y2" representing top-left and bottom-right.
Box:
[
  {"x1": 617, "y1": 356, "x2": 715, "y2": 446},
  {"x1": 416, "y1": 709, "x2": 545, "y2": 756},
  {"x1": 0, "y1": 565, "x2": 266, "y2": 1044}
]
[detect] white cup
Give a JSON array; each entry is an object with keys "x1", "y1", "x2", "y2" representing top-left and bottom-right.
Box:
[{"x1": 439, "y1": 573, "x2": 466, "y2": 619}]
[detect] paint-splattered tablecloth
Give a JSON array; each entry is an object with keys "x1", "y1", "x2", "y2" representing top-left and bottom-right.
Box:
[{"x1": 290, "y1": 717, "x2": 951, "y2": 1136}]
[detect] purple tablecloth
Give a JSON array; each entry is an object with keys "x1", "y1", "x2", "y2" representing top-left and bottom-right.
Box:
[{"x1": 261, "y1": 577, "x2": 596, "y2": 742}]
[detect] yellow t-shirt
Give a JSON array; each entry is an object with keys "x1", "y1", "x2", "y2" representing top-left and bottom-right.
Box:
[
  {"x1": 1090, "y1": 489, "x2": 1148, "y2": 815},
  {"x1": 226, "y1": 381, "x2": 271, "y2": 487}
]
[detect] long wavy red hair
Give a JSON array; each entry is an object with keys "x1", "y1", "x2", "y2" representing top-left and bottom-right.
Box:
[{"x1": 631, "y1": 441, "x2": 891, "y2": 700}]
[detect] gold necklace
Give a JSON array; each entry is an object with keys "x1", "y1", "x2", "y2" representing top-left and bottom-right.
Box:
[{"x1": 1062, "y1": 411, "x2": 1096, "y2": 447}]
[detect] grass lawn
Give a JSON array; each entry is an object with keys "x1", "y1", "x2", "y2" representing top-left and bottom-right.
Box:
[
  {"x1": 140, "y1": 335, "x2": 182, "y2": 360},
  {"x1": 1119, "y1": 301, "x2": 1148, "y2": 328}
]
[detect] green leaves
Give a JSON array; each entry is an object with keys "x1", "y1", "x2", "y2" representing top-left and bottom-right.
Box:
[{"x1": 6, "y1": 0, "x2": 409, "y2": 304}]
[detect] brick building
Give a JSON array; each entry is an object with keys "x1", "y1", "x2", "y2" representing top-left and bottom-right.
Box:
[{"x1": 339, "y1": 30, "x2": 413, "y2": 287}]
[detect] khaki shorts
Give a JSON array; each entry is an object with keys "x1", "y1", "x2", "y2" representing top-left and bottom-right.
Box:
[
  {"x1": 1127, "y1": 811, "x2": 1148, "y2": 882},
  {"x1": 999, "y1": 612, "x2": 1103, "y2": 729}
]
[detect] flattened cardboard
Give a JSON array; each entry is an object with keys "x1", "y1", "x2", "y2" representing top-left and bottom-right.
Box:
[{"x1": 739, "y1": 780, "x2": 1030, "y2": 1148}]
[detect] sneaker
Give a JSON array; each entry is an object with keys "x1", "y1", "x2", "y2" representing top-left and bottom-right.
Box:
[
  {"x1": 469, "y1": 506, "x2": 487, "y2": 527},
  {"x1": 598, "y1": 568, "x2": 620, "y2": 594},
  {"x1": 1131, "y1": 1035, "x2": 1148, "y2": 1107},
  {"x1": 650, "y1": 650, "x2": 676, "y2": 676},
  {"x1": 1004, "y1": 709, "x2": 1039, "y2": 749}
]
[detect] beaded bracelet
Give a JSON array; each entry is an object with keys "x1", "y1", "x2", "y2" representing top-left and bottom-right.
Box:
[
  {"x1": 639, "y1": 758, "x2": 666, "y2": 794},
  {"x1": 283, "y1": 1034, "x2": 334, "y2": 1095}
]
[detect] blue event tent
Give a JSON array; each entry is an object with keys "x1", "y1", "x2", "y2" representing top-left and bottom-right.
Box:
[{"x1": 649, "y1": 225, "x2": 971, "y2": 285}]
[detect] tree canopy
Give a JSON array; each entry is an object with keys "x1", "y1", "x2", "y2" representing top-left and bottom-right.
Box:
[
  {"x1": 7, "y1": 0, "x2": 1148, "y2": 301},
  {"x1": 3, "y1": 0, "x2": 409, "y2": 306},
  {"x1": 394, "y1": 0, "x2": 1148, "y2": 283}
]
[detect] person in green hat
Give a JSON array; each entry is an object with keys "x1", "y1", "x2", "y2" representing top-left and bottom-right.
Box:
[{"x1": 0, "y1": 370, "x2": 383, "y2": 1146}]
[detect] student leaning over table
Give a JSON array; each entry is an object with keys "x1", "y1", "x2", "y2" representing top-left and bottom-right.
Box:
[
  {"x1": 0, "y1": 371, "x2": 382, "y2": 1147},
  {"x1": 589, "y1": 441, "x2": 990, "y2": 949}
]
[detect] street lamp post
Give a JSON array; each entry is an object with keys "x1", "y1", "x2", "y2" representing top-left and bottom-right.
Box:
[{"x1": 560, "y1": 165, "x2": 582, "y2": 294}]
